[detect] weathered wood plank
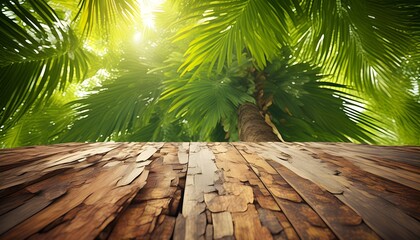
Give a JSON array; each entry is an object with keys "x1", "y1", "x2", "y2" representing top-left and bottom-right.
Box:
[
  {"x1": 212, "y1": 212, "x2": 233, "y2": 238},
  {"x1": 253, "y1": 142, "x2": 420, "y2": 240},
  {"x1": 293, "y1": 143, "x2": 420, "y2": 239},
  {"x1": 267, "y1": 159, "x2": 380, "y2": 239},
  {"x1": 109, "y1": 143, "x2": 187, "y2": 240},
  {"x1": 0, "y1": 189, "x2": 33, "y2": 216},
  {"x1": 1, "y1": 143, "x2": 160, "y2": 239},
  {"x1": 338, "y1": 187, "x2": 420, "y2": 240},
  {"x1": 249, "y1": 142, "x2": 347, "y2": 194},
  {"x1": 257, "y1": 208, "x2": 283, "y2": 235},
  {"x1": 0, "y1": 143, "x2": 102, "y2": 168},
  {"x1": 0, "y1": 155, "x2": 109, "y2": 235},
  {"x1": 178, "y1": 142, "x2": 217, "y2": 240},
  {"x1": 313, "y1": 149, "x2": 420, "y2": 221},
  {"x1": 307, "y1": 142, "x2": 420, "y2": 167},
  {"x1": 234, "y1": 142, "x2": 338, "y2": 239},
  {"x1": 319, "y1": 145, "x2": 420, "y2": 190},
  {"x1": 182, "y1": 142, "x2": 217, "y2": 213},
  {"x1": 136, "y1": 142, "x2": 164, "y2": 162},
  {"x1": 178, "y1": 142, "x2": 189, "y2": 164},
  {"x1": 0, "y1": 142, "x2": 419, "y2": 240},
  {"x1": 0, "y1": 143, "x2": 122, "y2": 192},
  {"x1": 210, "y1": 143, "x2": 300, "y2": 240},
  {"x1": 232, "y1": 205, "x2": 273, "y2": 240}
]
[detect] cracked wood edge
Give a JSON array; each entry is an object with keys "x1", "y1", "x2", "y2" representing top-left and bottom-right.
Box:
[
  {"x1": 0, "y1": 142, "x2": 164, "y2": 239},
  {"x1": 176, "y1": 142, "x2": 217, "y2": 240},
  {"x1": 208, "y1": 143, "x2": 298, "y2": 240},
  {"x1": 247, "y1": 142, "x2": 420, "y2": 240},
  {"x1": 108, "y1": 143, "x2": 187, "y2": 240},
  {"x1": 303, "y1": 144, "x2": 420, "y2": 221},
  {"x1": 233, "y1": 142, "x2": 337, "y2": 239}
]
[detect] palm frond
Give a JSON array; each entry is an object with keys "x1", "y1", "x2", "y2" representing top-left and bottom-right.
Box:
[
  {"x1": 0, "y1": 0, "x2": 89, "y2": 130},
  {"x1": 264, "y1": 57, "x2": 380, "y2": 143},
  {"x1": 174, "y1": 0, "x2": 298, "y2": 74},
  {"x1": 61, "y1": 59, "x2": 163, "y2": 142},
  {"x1": 0, "y1": 93, "x2": 75, "y2": 148},
  {"x1": 74, "y1": 0, "x2": 140, "y2": 37},
  {"x1": 160, "y1": 51, "x2": 254, "y2": 140},
  {"x1": 119, "y1": 109, "x2": 201, "y2": 142},
  {"x1": 292, "y1": 0, "x2": 420, "y2": 94},
  {"x1": 363, "y1": 73, "x2": 420, "y2": 145},
  {"x1": 161, "y1": 76, "x2": 254, "y2": 140}
]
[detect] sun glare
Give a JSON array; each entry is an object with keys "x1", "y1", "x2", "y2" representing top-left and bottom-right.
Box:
[
  {"x1": 137, "y1": 0, "x2": 165, "y2": 30},
  {"x1": 133, "y1": 31, "x2": 143, "y2": 43}
]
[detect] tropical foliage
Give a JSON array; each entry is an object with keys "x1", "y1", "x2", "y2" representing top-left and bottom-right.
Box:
[{"x1": 1, "y1": 0, "x2": 419, "y2": 147}]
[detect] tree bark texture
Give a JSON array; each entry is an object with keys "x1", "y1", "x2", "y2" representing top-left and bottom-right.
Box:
[{"x1": 238, "y1": 102, "x2": 280, "y2": 141}]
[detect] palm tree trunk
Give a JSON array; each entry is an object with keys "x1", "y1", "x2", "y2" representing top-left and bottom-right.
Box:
[{"x1": 238, "y1": 102, "x2": 280, "y2": 141}]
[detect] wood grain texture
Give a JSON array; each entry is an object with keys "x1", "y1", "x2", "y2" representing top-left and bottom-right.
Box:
[{"x1": 0, "y1": 142, "x2": 419, "y2": 239}]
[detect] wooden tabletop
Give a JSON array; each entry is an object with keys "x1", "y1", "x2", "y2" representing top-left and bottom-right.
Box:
[{"x1": 0, "y1": 142, "x2": 419, "y2": 239}]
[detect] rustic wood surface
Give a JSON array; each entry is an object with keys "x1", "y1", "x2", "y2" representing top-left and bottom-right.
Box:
[{"x1": 0, "y1": 142, "x2": 419, "y2": 239}]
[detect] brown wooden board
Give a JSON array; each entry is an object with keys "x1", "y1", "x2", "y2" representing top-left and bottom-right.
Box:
[
  {"x1": 0, "y1": 142, "x2": 419, "y2": 239},
  {"x1": 233, "y1": 143, "x2": 336, "y2": 239},
  {"x1": 109, "y1": 143, "x2": 187, "y2": 239},
  {"x1": 309, "y1": 146, "x2": 420, "y2": 221}
]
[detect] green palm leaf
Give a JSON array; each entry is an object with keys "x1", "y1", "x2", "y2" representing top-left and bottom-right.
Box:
[
  {"x1": 363, "y1": 72, "x2": 420, "y2": 145},
  {"x1": 174, "y1": 0, "x2": 298, "y2": 74},
  {"x1": 119, "y1": 110, "x2": 201, "y2": 142},
  {"x1": 61, "y1": 58, "x2": 162, "y2": 142},
  {"x1": 74, "y1": 0, "x2": 140, "y2": 37},
  {"x1": 162, "y1": 76, "x2": 254, "y2": 140},
  {"x1": 293, "y1": 0, "x2": 419, "y2": 93},
  {"x1": 0, "y1": 97, "x2": 75, "y2": 148},
  {"x1": 264, "y1": 57, "x2": 379, "y2": 143},
  {"x1": 0, "y1": 0, "x2": 89, "y2": 130},
  {"x1": 160, "y1": 51, "x2": 254, "y2": 140}
]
